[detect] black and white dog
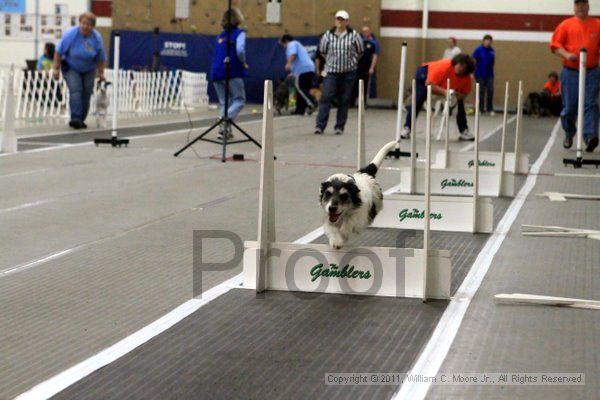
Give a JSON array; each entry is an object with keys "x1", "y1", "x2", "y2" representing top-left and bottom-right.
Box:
[
  {"x1": 94, "y1": 80, "x2": 111, "y2": 128},
  {"x1": 320, "y1": 141, "x2": 397, "y2": 249}
]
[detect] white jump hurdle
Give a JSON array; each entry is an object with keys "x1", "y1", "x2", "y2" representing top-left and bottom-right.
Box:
[
  {"x1": 372, "y1": 82, "x2": 494, "y2": 233},
  {"x1": 434, "y1": 80, "x2": 530, "y2": 174},
  {"x1": 242, "y1": 80, "x2": 451, "y2": 301}
]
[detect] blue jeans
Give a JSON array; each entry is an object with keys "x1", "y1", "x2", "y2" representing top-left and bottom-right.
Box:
[
  {"x1": 63, "y1": 69, "x2": 96, "y2": 122},
  {"x1": 560, "y1": 67, "x2": 599, "y2": 141},
  {"x1": 405, "y1": 66, "x2": 468, "y2": 133},
  {"x1": 476, "y1": 77, "x2": 494, "y2": 112},
  {"x1": 316, "y1": 71, "x2": 356, "y2": 131},
  {"x1": 213, "y1": 78, "x2": 245, "y2": 121}
]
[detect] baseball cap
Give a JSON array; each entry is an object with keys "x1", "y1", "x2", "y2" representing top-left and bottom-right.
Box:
[{"x1": 335, "y1": 10, "x2": 350, "y2": 20}]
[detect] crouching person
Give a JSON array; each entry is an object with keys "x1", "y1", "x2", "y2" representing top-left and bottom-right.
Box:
[{"x1": 402, "y1": 54, "x2": 476, "y2": 141}]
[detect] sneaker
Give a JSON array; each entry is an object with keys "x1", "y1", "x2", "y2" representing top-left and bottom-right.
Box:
[
  {"x1": 563, "y1": 136, "x2": 573, "y2": 149},
  {"x1": 400, "y1": 126, "x2": 411, "y2": 139},
  {"x1": 335, "y1": 128, "x2": 344, "y2": 135},
  {"x1": 69, "y1": 120, "x2": 82, "y2": 129},
  {"x1": 489, "y1": 111, "x2": 496, "y2": 116},
  {"x1": 458, "y1": 130, "x2": 475, "y2": 141},
  {"x1": 585, "y1": 137, "x2": 599, "y2": 152},
  {"x1": 81, "y1": 122, "x2": 88, "y2": 129},
  {"x1": 314, "y1": 127, "x2": 324, "y2": 135}
]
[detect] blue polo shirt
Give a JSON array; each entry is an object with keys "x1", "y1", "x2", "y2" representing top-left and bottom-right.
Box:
[
  {"x1": 472, "y1": 45, "x2": 495, "y2": 79},
  {"x1": 285, "y1": 40, "x2": 315, "y2": 76},
  {"x1": 56, "y1": 26, "x2": 106, "y2": 73}
]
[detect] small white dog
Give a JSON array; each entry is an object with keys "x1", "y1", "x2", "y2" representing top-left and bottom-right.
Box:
[
  {"x1": 94, "y1": 80, "x2": 111, "y2": 128},
  {"x1": 320, "y1": 141, "x2": 397, "y2": 249}
]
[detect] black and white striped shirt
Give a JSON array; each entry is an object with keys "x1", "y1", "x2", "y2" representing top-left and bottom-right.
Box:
[{"x1": 319, "y1": 27, "x2": 364, "y2": 73}]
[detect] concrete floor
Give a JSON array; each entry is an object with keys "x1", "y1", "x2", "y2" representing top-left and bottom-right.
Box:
[{"x1": 1, "y1": 107, "x2": 598, "y2": 399}]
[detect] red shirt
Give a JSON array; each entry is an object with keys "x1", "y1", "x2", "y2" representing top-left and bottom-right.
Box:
[
  {"x1": 543, "y1": 80, "x2": 561, "y2": 96},
  {"x1": 424, "y1": 58, "x2": 472, "y2": 95},
  {"x1": 550, "y1": 16, "x2": 600, "y2": 69}
]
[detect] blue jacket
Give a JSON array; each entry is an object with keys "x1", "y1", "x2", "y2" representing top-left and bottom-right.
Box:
[
  {"x1": 211, "y1": 28, "x2": 247, "y2": 81},
  {"x1": 472, "y1": 45, "x2": 495, "y2": 79}
]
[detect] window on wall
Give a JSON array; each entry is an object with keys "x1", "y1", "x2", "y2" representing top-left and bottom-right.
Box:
[{"x1": 266, "y1": 0, "x2": 281, "y2": 24}]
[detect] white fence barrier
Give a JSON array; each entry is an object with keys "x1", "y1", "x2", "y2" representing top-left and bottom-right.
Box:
[{"x1": 0, "y1": 68, "x2": 208, "y2": 122}]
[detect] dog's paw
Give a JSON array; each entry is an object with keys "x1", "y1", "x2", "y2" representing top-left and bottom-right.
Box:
[{"x1": 329, "y1": 238, "x2": 345, "y2": 250}]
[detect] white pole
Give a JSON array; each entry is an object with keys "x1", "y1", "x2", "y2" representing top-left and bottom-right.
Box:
[
  {"x1": 499, "y1": 82, "x2": 509, "y2": 196},
  {"x1": 112, "y1": 33, "x2": 120, "y2": 139},
  {"x1": 443, "y1": 78, "x2": 450, "y2": 167},
  {"x1": 423, "y1": 85, "x2": 432, "y2": 302},
  {"x1": 257, "y1": 80, "x2": 275, "y2": 293},
  {"x1": 513, "y1": 80, "x2": 523, "y2": 173},
  {"x1": 576, "y1": 49, "x2": 587, "y2": 161},
  {"x1": 473, "y1": 83, "x2": 480, "y2": 232},
  {"x1": 410, "y1": 79, "x2": 417, "y2": 194},
  {"x1": 395, "y1": 42, "x2": 408, "y2": 148},
  {"x1": 358, "y1": 79, "x2": 365, "y2": 169},
  {"x1": 1, "y1": 65, "x2": 17, "y2": 153}
]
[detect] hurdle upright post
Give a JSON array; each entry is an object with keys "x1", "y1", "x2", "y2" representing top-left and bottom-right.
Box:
[
  {"x1": 410, "y1": 79, "x2": 417, "y2": 194},
  {"x1": 443, "y1": 78, "x2": 451, "y2": 167},
  {"x1": 575, "y1": 50, "x2": 586, "y2": 163},
  {"x1": 498, "y1": 82, "x2": 509, "y2": 196},
  {"x1": 1, "y1": 65, "x2": 17, "y2": 153},
  {"x1": 513, "y1": 80, "x2": 523, "y2": 174},
  {"x1": 256, "y1": 80, "x2": 276, "y2": 292},
  {"x1": 394, "y1": 42, "x2": 408, "y2": 151},
  {"x1": 357, "y1": 79, "x2": 366, "y2": 170},
  {"x1": 473, "y1": 83, "x2": 480, "y2": 232},
  {"x1": 423, "y1": 85, "x2": 433, "y2": 302}
]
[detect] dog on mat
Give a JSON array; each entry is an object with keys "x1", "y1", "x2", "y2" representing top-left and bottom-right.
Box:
[
  {"x1": 94, "y1": 79, "x2": 111, "y2": 128},
  {"x1": 320, "y1": 141, "x2": 397, "y2": 249}
]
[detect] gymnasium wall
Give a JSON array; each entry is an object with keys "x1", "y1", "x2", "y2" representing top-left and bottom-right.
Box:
[{"x1": 379, "y1": 0, "x2": 600, "y2": 108}]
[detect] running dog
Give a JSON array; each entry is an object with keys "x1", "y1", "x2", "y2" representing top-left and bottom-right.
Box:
[
  {"x1": 320, "y1": 141, "x2": 397, "y2": 249},
  {"x1": 94, "y1": 80, "x2": 111, "y2": 128}
]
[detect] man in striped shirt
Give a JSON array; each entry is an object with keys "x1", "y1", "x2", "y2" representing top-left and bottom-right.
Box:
[{"x1": 314, "y1": 10, "x2": 364, "y2": 135}]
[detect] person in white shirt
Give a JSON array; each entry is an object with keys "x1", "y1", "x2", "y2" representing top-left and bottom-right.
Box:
[{"x1": 442, "y1": 37, "x2": 461, "y2": 59}]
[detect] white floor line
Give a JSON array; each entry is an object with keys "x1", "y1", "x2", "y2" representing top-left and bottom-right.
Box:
[
  {"x1": 0, "y1": 199, "x2": 54, "y2": 215},
  {"x1": 459, "y1": 115, "x2": 517, "y2": 152},
  {"x1": 13, "y1": 205, "x2": 329, "y2": 399},
  {"x1": 392, "y1": 120, "x2": 560, "y2": 400}
]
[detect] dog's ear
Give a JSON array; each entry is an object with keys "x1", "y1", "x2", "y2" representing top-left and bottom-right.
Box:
[
  {"x1": 346, "y1": 181, "x2": 362, "y2": 207},
  {"x1": 320, "y1": 181, "x2": 330, "y2": 195}
]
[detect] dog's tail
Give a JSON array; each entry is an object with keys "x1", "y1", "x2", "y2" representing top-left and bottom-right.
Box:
[{"x1": 359, "y1": 141, "x2": 398, "y2": 177}]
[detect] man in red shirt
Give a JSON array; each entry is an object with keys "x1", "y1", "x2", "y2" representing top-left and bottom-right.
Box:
[
  {"x1": 550, "y1": 0, "x2": 600, "y2": 151},
  {"x1": 402, "y1": 54, "x2": 476, "y2": 141}
]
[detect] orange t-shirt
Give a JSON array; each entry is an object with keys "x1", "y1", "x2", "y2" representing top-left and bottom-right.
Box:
[
  {"x1": 550, "y1": 16, "x2": 600, "y2": 69},
  {"x1": 543, "y1": 80, "x2": 561, "y2": 95},
  {"x1": 424, "y1": 58, "x2": 472, "y2": 95}
]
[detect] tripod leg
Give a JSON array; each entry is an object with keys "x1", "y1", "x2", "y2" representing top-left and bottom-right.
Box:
[
  {"x1": 173, "y1": 118, "x2": 222, "y2": 157},
  {"x1": 221, "y1": 119, "x2": 230, "y2": 162},
  {"x1": 230, "y1": 119, "x2": 263, "y2": 149}
]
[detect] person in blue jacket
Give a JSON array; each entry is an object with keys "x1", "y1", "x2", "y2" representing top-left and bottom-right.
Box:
[
  {"x1": 210, "y1": 8, "x2": 247, "y2": 139},
  {"x1": 472, "y1": 34, "x2": 496, "y2": 115},
  {"x1": 53, "y1": 12, "x2": 106, "y2": 129}
]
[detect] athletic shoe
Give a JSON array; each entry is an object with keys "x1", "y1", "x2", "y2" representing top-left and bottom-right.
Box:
[
  {"x1": 335, "y1": 129, "x2": 344, "y2": 135},
  {"x1": 489, "y1": 111, "x2": 496, "y2": 116},
  {"x1": 69, "y1": 120, "x2": 82, "y2": 129},
  {"x1": 563, "y1": 136, "x2": 573, "y2": 149},
  {"x1": 81, "y1": 122, "x2": 88, "y2": 129},
  {"x1": 585, "y1": 137, "x2": 599, "y2": 152},
  {"x1": 400, "y1": 126, "x2": 411, "y2": 139},
  {"x1": 314, "y1": 127, "x2": 323, "y2": 135},
  {"x1": 458, "y1": 130, "x2": 475, "y2": 141}
]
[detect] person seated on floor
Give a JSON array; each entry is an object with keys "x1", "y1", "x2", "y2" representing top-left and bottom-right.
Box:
[{"x1": 528, "y1": 71, "x2": 562, "y2": 117}]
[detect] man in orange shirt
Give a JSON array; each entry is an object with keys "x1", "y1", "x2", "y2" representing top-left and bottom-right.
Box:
[
  {"x1": 550, "y1": 0, "x2": 600, "y2": 151},
  {"x1": 402, "y1": 54, "x2": 476, "y2": 141}
]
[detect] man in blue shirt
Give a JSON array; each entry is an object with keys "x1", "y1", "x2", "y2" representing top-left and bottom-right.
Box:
[
  {"x1": 353, "y1": 25, "x2": 380, "y2": 104},
  {"x1": 280, "y1": 34, "x2": 316, "y2": 115},
  {"x1": 53, "y1": 12, "x2": 106, "y2": 129},
  {"x1": 472, "y1": 34, "x2": 496, "y2": 115}
]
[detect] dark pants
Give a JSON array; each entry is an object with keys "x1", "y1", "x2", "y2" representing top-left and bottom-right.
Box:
[
  {"x1": 352, "y1": 67, "x2": 371, "y2": 105},
  {"x1": 404, "y1": 65, "x2": 468, "y2": 133},
  {"x1": 560, "y1": 66, "x2": 599, "y2": 141},
  {"x1": 315, "y1": 70, "x2": 356, "y2": 131},
  {"x1": 476, "y1": 77, "x2": 494, "y2": 112},
  {"x1": 294, "y1": 71, "x2": 316, "y2": 115}
]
